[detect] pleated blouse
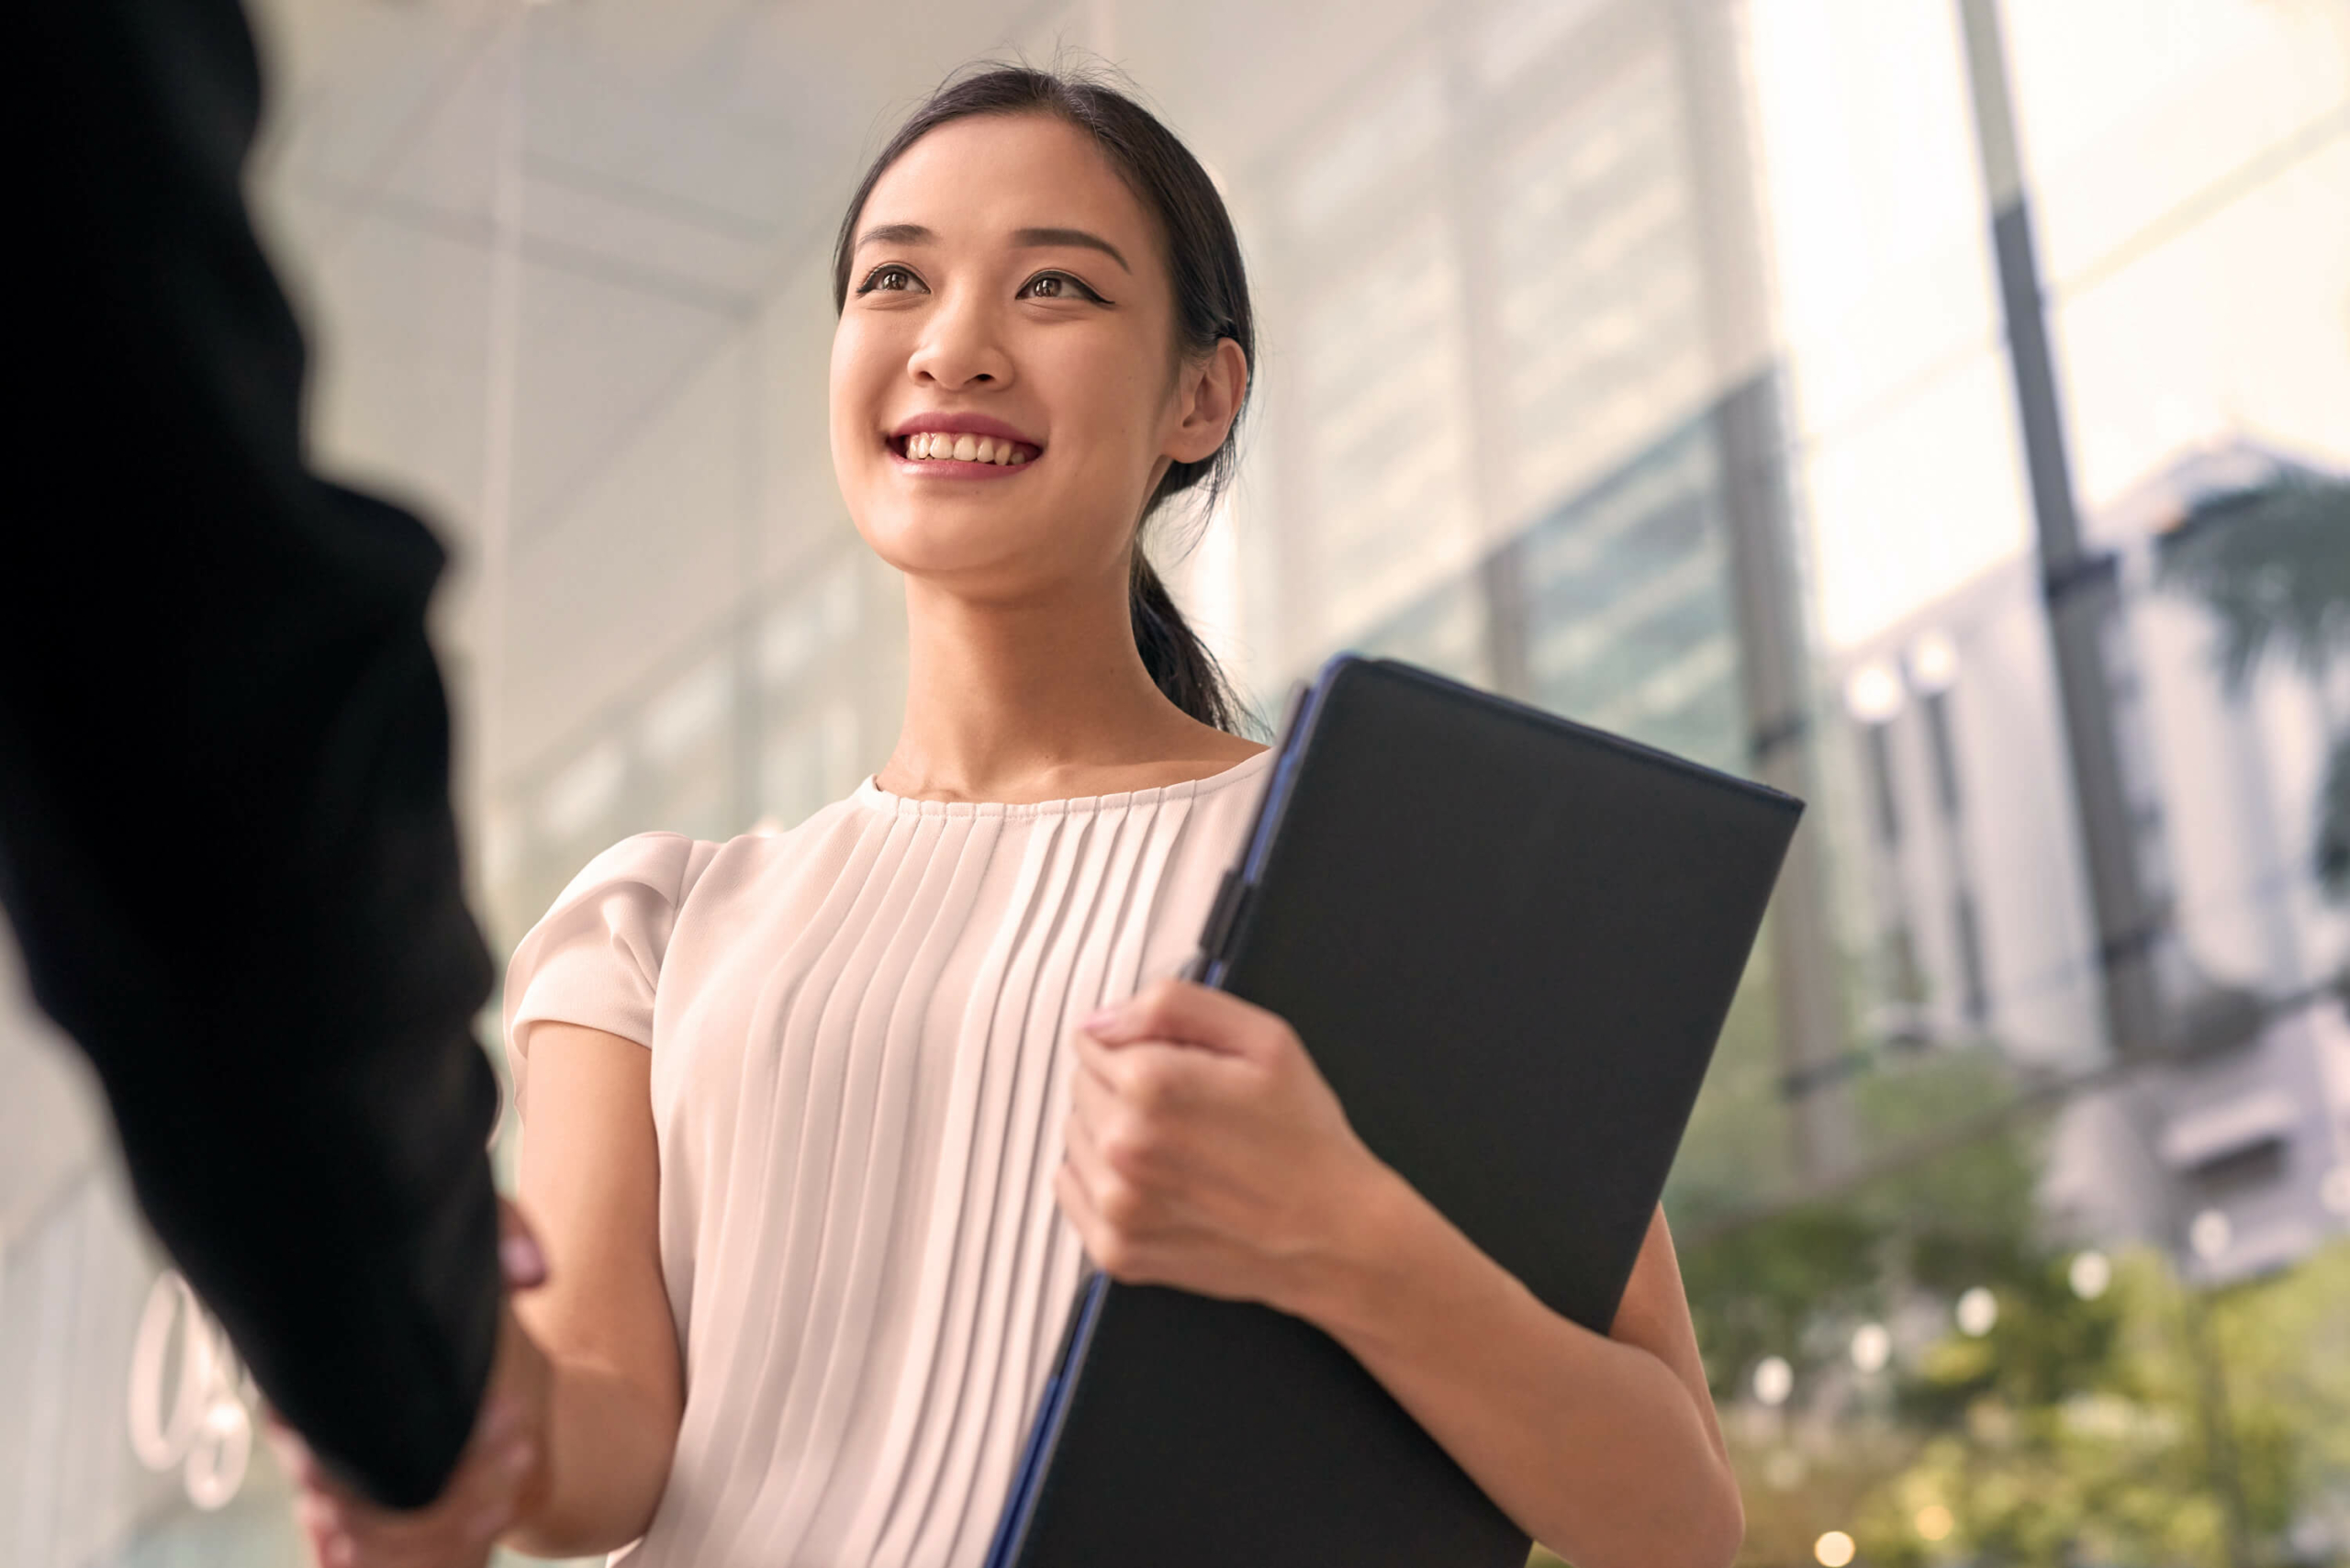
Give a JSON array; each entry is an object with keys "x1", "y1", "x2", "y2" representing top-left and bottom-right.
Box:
[{"x1": 503, "y1": 749, "x2": 1272, "y2": 1568}]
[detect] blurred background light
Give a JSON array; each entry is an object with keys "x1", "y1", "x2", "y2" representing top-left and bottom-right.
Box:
[
  {"x1": 1843, "y1": 661, "x2": 1908, "y2": 723},
  {"x1": 2189, "y1": 1206, "x2": 2234, "y2": 1261},
  {"x1": 1906, "y1": 627, "x2": 1959, "y2": 692},
  {"x1": 2321, "y1": 1165, "x2": 2350, "y2": 1217}
]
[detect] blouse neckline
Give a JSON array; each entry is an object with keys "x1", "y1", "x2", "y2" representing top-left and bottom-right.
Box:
[{"x1": 852, "y1": 747, "x2": 1272, "y2": 820}]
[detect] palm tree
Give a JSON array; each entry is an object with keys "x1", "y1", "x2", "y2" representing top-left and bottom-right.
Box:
[{"x1": 2156, "y1": 467, "x2": 2350, "y2": 901}]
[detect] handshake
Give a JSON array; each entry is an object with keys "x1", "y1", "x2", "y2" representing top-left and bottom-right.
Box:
[{"x1": 268, "y1": 1203, "x2": 554, "y2": 1568}]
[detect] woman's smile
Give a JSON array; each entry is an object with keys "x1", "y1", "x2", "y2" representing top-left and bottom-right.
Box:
[{"x1": 887, "y1": 412, "x2": 1042, "y2": 477}]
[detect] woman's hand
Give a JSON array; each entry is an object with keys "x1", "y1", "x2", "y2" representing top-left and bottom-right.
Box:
[
  {"x1": 271, "y1": 1200, "x2": 554, "y2": 1568},
  {"x1": 1058, "y1": 980, "x2": 1743, "y2": 1568},
  {"x1": 1055, "y1": 978, "x2": 1393, "y2": 1316}
]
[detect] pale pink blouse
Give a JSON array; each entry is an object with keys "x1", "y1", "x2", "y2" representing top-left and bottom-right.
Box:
[{"x1": 503, "y1": 751, "x2": 1271, "y2": 1567}]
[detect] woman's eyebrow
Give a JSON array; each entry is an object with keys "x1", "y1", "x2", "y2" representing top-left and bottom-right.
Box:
[
  {"x1": 856, "y1": 222, "x2": 934, "y2": 251},
  {"x1": 1011, "y1": 227, "x2": 1130, "y2": 274}
]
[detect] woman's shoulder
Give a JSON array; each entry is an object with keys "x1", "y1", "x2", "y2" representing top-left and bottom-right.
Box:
[{"x1": 576, "y1": 793, "x2": 875, "y2": 908}]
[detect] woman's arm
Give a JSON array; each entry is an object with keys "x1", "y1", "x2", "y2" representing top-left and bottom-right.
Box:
[
  {"x1": 1310, "y1": 1186, "x2": 1740, "y2": 1568},
  {"x1": 499, "y1": 1021, "x2": 684, "y2": 1558},
  {"x1": 1057, "y1": 980, "x2": 1743, "y2": 1568}
]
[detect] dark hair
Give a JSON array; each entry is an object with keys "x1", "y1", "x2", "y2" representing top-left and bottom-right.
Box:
[{"x1": 831, "y1": 63, "x2": 1252, "y2": 734}]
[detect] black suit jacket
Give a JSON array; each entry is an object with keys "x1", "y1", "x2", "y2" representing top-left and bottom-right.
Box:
[{"x1": 8, "y1": 0, "x2": 502, "y2": 1510}]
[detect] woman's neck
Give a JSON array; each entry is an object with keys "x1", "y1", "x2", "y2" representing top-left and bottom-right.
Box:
[{"x1": 877, "y1": 571, "x2": 1259, "y2": 805}]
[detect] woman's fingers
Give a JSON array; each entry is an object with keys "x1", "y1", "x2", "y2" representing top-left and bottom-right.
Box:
[
  {"x1": 317, "y1": 1484, "x2": 507, "y2": 1568},
  {"x1": 1073, "y1": 1021, "x2": 1257, "y2": 1119},
  {"x1": 1070, "y1": 1039, "x2": 1232, "y2": 1182},
  {"x1": 1052, "y1": 1159, "x2": 1119, "y2": 1274},
  {"x1": 1061, "y1": 980, "x2": 1384, "y2": 1317},
  {"x1": 263, "y1": 1416, "x2": 327, "y2": 1494},
  {"x1": 295, "y1": 1489, "x2": 352, "y2": 1568},
  {"x1": 1062, "y1": 1151, "x2": 1160, "y2": 1288},
  {"x1": 1080, "y1": 977, "x2": 1286, "y2": 1058}
]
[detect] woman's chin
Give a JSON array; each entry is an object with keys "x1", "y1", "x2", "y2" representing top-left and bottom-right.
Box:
[{"x1": 856, "y1": 507, "x2": 1101, "y2": 586}]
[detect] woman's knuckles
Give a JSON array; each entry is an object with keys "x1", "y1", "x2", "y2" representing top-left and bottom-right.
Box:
[
  {"x1": 1095, "y1": 1175, "x2": 1151, "y2": 1232},
  {"x1": 1117, "y1": 1048, "x2": 1183, "y2": 1108},
  {"x1": 1097, "y1": 1121, "x2": 1154, "y2": 1181},
  {"x1": 1088, "y1": 1226, "x2": 1145, "y2": 1280}
]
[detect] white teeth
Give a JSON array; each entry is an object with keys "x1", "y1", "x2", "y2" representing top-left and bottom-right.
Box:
[{"x1": 903, "y1": 431, "x2": 1034, "y2": 464}]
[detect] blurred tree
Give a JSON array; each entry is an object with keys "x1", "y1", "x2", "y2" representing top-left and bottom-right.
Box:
[
  {"x1": 2157, "y1": 469, "x2": 2350, "y2": 901},
  {"x1": 1663, "y1": 1029, "x2": 2350, "y2": 1568},
  {"x1": 1867, "y1": 1243, "x2": 2350, "y2": 1568},
  {"x1": 1674, "y1": 1046, "x2": 2040, "y2": 1407}
]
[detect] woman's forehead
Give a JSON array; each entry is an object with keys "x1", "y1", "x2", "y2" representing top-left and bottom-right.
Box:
[{"x1": 861, "y1": 115, "x2": 1153, "y2": 252}]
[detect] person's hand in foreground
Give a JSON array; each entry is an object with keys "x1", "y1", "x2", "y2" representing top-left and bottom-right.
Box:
[{"x1": 270, "y1": 1201, "x2": 554, "y2": 1568}]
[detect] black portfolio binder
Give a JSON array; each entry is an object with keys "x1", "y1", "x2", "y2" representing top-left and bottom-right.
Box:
[{"x1": 985, "y1": 655, "x2": 1802, "y2": 1568}]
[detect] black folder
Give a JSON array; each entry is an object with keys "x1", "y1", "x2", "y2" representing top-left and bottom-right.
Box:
[{"x1": 985, "y1": 655, "x2": 1802, "y2": 1568}]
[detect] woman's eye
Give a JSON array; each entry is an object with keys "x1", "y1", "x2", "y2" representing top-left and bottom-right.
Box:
[
  {"x1": 1021, "y1": 272, "x2": 1103, "y2": 304},
  {"x1": 857, "y1": 265, "x2": 922, "y2": 295}
]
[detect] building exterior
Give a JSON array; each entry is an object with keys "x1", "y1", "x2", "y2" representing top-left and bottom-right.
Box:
[{"x1": 1826, "y1": 440, "x2": 2350, "y2": 1283}]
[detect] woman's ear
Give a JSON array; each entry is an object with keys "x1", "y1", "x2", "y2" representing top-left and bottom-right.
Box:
[{"x1": 1165, "y1": 338, "x2": 1248, "y2": 465}]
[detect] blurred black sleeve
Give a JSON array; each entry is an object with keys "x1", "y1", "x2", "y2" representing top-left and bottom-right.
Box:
[{"x1": 5, "y1": 0, "x2": 501, "y2": 1510}]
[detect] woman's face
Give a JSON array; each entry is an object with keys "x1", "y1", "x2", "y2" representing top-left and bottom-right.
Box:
[{"x1": 829, "y1": 113, "x2": 1238, "y2": 603}]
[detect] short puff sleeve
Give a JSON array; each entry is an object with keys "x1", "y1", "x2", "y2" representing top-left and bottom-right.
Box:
[{"x1": 502, "y1": 832, "x2": 711, "y2": 1107}]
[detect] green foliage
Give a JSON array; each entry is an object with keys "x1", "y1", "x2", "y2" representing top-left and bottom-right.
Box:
[
  {"x1": 2157, "y1": 471, "x2": 2350, "y2": 905},
  {"x1": 2156, "y1": 473, "x2": 2350, "y2": 689},
  {"x1": 1676, "y1": 1045, "x2": 2043, "y2": 1404},
  {"x1": 1863, "y1": 1245, "x2": 2350, "y2": 1568},
  {"x1": 1683, "y1": 1200, "x2": 1886, "y2": 1403},
  {"x1": 1672, "y1": 1028, "x2": 2350, "y2": 1568},
  {"x1": 1692, "y1": 1230, "x2": 2350, "y2": 1568}
]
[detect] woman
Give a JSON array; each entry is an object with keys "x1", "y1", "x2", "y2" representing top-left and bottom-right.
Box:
[{"x1": 293, "y1": 65, "x2": 1743, "y2": 1568}]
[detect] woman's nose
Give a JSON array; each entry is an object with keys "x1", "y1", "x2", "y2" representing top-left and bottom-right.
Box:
[{"x1": 908, "y1": 290, "x2": 1012, "y2": 390}]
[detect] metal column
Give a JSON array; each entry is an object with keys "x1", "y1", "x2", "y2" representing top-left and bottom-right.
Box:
[
  {"x1": 1956, "y1": 0, "x2": 2173, "y2": 1065},
  {"x1": 1674, "y1": 0, "x2": 1852, "y2": 1178}
]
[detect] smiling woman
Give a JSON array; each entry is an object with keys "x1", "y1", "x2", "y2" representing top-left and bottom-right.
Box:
[
  {"x1": 285, "y1": 62, "x2": 1738, "y2": 1568},
  {"x1": 828, "y1": 69, "x2": 1255, "y2": 738}
]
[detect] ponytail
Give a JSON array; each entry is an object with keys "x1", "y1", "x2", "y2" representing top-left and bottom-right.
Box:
[{"x1": 1130, "y1": 554, "x2": 1239, "y2": 734}]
